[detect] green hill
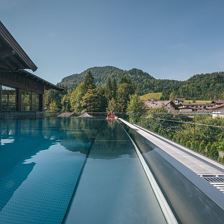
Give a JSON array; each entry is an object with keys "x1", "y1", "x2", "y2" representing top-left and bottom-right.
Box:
[
  {"x1": 58, "y1": 67, "x2": 224, "y2": 100},
  {"x1": 140, "y1": 92, "x2": 162, "y2": 101},
  {"x1": 58, "y1": 66, "x2": 181, "y2": 95},
  {"x1": 59, "y1": 66, "x2": 125, "y2": 89},
  {"x1": 173, "y1": 72, "x2": 224, "y2": 100}
]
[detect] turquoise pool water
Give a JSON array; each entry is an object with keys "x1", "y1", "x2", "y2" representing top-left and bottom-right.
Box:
[{"x1": 0, "y1": 118, "x2": 167, "y2": 224}]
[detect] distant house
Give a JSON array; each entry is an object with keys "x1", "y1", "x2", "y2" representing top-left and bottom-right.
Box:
[
  {"x1": 179, "y1": 103, "x2": 207, "y2": 112},
  {"x1": 166, "y1": 101, "x2": 179, "y2": 113},
  {"x1": 177, "y1": 100, "x2": 224, "y2": 116},
  {"x1": 144, "y1": 100, "x2": 169, "y2": 109},
  {"x1": 178, "y1": 108, "x2": 193, "y2": 113},
  {"x1": 174, "y1": 98, "x2": 185, "y2": 105},
  {"x1": 210, "y1": 103, "x2": 224, "y2": 112},
  {"x1": 212, "y1": 100, "x2": 224, "y2": 105},
  {"x1": 209, "y1": 104, "x2": 224, "y2": 118},
  {"x1": 144, "y1": 100, "x2": 178, "y2": 112},
  {"x1": 144, "y1": 98, "x2": 224, "y2": 115},
  {"x1": 212, "y1": 112, "x2": 224, "y2": 118}
]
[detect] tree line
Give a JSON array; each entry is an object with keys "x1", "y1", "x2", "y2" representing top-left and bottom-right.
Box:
[{"x1": 44, "y1": 71, "x2": 145, "y2": 115}]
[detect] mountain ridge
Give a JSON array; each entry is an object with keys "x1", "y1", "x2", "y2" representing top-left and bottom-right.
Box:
[{"x1": 58, "y1": 66, "x2": 224, "y2": 100}]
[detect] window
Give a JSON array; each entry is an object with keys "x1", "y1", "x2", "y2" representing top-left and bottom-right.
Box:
[
  {"x1": 0, "y1": 86, "x2": 41, "y2": 112},
  {"x1": 0, "y1": 85, "x2": 16, "y2": 111},
  {"x1": 31, "y1": 93, "x2": 39, "y2": 111},
  {"x1": 21, "y1": 91, "x2": 31, "y2": 111},
  {"x1": 21, "y1": 91, "x2": 40, "y2": 111}
]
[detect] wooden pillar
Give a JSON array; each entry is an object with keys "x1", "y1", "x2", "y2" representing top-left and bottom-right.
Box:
[
  {"x1": 30, "y1": 92, "x2": 33, "y2": 111},
  {"x1": 39, "y1": 94, "x2": 43, "y2": 111},
  {"x1": 0, "y1": 85, "x2": 2, "y2": 111},
  {"x1": 16, "y1": 88, "x2": 21, "y2": 112}
]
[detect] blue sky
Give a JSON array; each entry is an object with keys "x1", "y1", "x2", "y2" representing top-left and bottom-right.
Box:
[{"x1": 1, "y1": 0, "x2": 224, "y2": 84}]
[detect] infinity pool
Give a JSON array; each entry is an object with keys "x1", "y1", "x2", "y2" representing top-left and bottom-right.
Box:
[{"x1": 0, "y1": 118, "x2": 167, "y2": 224}]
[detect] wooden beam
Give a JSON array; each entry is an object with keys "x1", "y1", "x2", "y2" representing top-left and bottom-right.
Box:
[
  {"x1": 0, "y1": 71, "x2": 44, "y2": 94},
  {"x1": 39, "y1": 94, "x2": 43, "y2": 111},
  {"x1": 0, "y1": 85, "x2": 1, "y2": 111},
  {"x1": 16, "y1": 88, "x2": 21, "y2": 112}
]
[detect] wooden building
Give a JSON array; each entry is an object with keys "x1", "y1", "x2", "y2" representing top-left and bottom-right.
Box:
[{"x1": 0, "y1": 21, "x2": 61, "y2": 113}]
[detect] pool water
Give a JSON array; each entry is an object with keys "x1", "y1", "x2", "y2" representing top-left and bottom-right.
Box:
[{"x1": 0, "y1": 118, "x2": 167, "y2": 224}]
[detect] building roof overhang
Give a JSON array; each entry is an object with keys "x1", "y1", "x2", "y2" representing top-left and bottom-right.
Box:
[
  {"x1": 0, "y1": 21, "x2": 37, "y2": 71},
  {"x1": 17, "y1": 70, "x2": 63, "y2": 91},
  {"x1": 0, "y1": 21, "x2": 63, "y2": 91}
]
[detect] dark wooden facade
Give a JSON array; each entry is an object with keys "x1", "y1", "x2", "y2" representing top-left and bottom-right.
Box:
[
  {"x1": 0, "y1": 21, "x2": 61, "y2": 113},
  {"x1": 1, "y1": 71, "x2": 45, "y2": 94}
]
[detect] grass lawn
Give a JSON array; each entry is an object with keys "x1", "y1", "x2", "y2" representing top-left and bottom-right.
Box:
[
  {"x1": 140, "y1": 92, "x2": 162, "y2": 101},
  {"x1": 183, "y1": 100, "x2": 212, "y2": 104}
]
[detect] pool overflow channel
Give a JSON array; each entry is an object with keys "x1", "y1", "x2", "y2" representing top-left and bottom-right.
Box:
[{"x1": 120, "y1": 124, "x2": 178, "y2": 224}]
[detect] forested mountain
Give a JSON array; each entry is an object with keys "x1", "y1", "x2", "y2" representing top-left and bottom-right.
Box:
[
  {"x1": 59, "y1": 66, "x2": 126, "y2": 89},
  {"x1": 172, "y1": 72, "x2": 224, "y2": 100},
  {"x1": 58, "y1": 66, "x2": 224, "y2": 100},
  {"x1": 59, "y1": 66, "x2": 156, "y2": 94},
  {"x1": 58, "y1": 66, "x2": 181, "y2": 95}
]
